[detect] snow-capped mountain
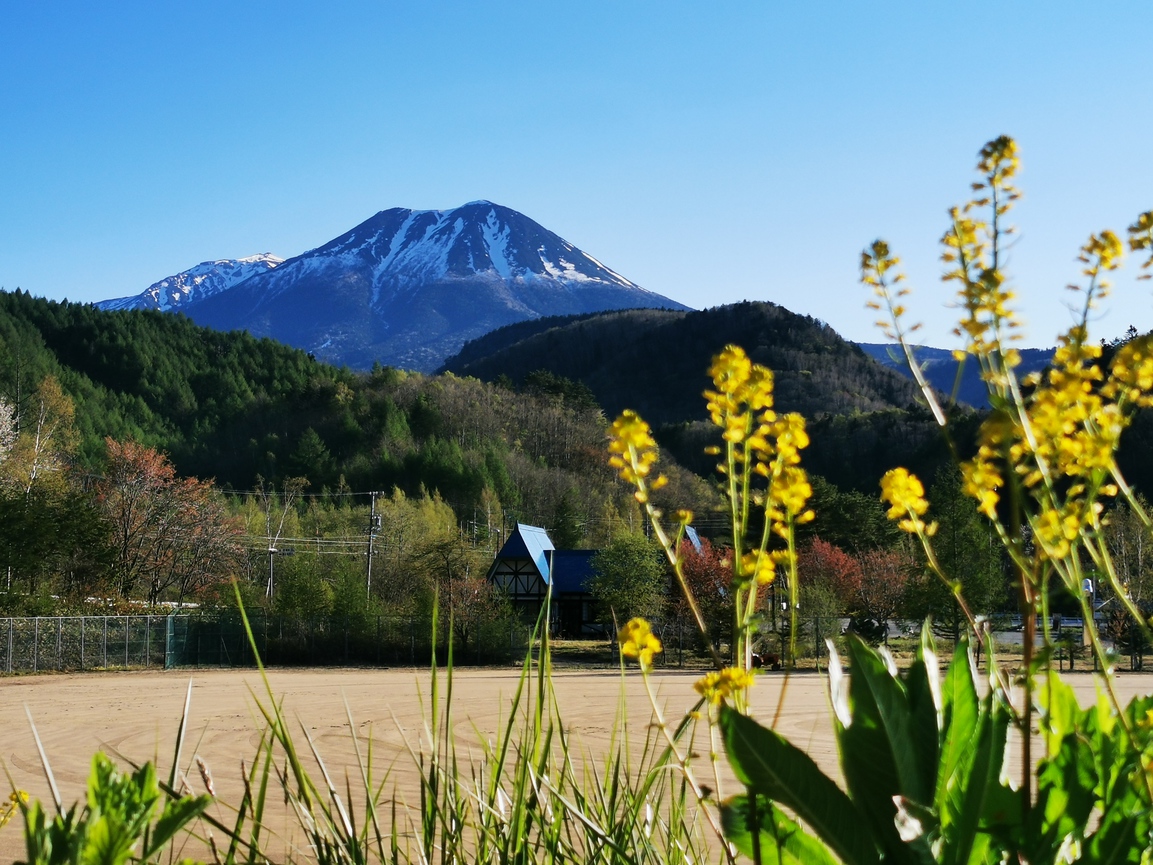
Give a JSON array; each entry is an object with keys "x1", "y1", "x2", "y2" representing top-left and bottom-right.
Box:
[
  {"x1": 166, "y1": 201, "x2": 689, "y2": 371},
  {"x1": 97, "y1": 254, "x2": 283, "y2": 312}
]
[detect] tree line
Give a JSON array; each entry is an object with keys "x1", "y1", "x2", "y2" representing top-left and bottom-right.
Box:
[{"x1": 3, "y1": 288, "x2": 1153, "y2": 661}]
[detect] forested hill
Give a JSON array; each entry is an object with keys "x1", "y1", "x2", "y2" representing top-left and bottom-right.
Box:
[
  {"x1": 441, "y1": 301, "x2": 927, "y2": 426},
  {"x1": 0, "y1": 289, "x2": 718, "y2": 529},
  {"x1": 0, "y1": 289, "x2": 351, "y2": 476}
]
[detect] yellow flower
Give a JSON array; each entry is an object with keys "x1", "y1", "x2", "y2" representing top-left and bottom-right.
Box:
[
  {"x1": 0, "y1": 791, "x2": 28, "y2": 831},
  {"x1": 961, "y1": 454, "x2": 1002, "y2": 520},
  {"x1": 738, "y1": 551, "x2": 776, "y2": 587},
  {"x1": 607, "y1": 410, "x2": 667, "y2": 502},
  {"x1": 618, "y1": 617, "x2": 662, "y2": 670},
  {"x1": 708, "y1": 345, "x2": 754, "y2": 397},
  {"x1": 1033, "y1": 505, "x2": 1085, "y2": 561},
  {"x1": 1137, "y1": 707, "x2": 1153, "y2": 732},
  {"x1": 1129, "y1": 210, "x2": 1153, "y2": 278},
  {"x1": 879, "y1": 467, "x2": 935, "y2": 534},
  {"x1": 694, "y1": 667, "x2": 755, "y2": 706}
]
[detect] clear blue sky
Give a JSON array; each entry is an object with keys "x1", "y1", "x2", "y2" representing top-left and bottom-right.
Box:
[{"x1": 2, "y1": 2, "x2": 1152, "y2": 349}]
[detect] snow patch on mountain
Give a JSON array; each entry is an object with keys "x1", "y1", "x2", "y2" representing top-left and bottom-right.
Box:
[
  {"x1": 481, "y1": 210, "x2": 513, "y2": 279},
  {"x1": 97, "y1": 254, "x2": 283, "y2": 312}
]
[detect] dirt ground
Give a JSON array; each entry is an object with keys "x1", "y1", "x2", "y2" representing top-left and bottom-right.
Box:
[{"x1": 2, "y1": 665, "x2": 1152, "y2": 861}]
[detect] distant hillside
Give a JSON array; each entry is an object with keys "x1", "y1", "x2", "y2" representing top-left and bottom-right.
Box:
[
  {"x1": 442, "y1": 301, "x2": 927, "y2": 426},
  {"x1": 857, "y1": 343, "x2": 1055, "y2": 408}
]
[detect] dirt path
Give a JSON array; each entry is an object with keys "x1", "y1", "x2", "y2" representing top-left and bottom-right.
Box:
[{"x1": 1, "y1": 665, "x2": 1150, "y2": 861}]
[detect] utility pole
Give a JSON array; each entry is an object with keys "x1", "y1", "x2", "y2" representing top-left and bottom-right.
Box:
[{"x1": 366, "y1": 492, "x2": 381, "y2": 600}]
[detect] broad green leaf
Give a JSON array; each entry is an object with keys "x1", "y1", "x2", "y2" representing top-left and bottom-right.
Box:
[
  {"x1": 1037, "y1": 674, "x2": 1079, "y2": 748},
  {"x1": 939, "y1": 689, "x2": 1010, "y2": 865},
  {"x1": 80, "y1": 816, "x2": 136, "y2": 865},
  {"x1": 719, "y1": 706, "x2": 879, "y2": 865},
  {"x1": 839, "y1": 637, "x2": 931, "y2": 864},
  {"x1": 936, "y1": 638, "x2": 979, "y2": 811},
  {"x1": 1083, "y1": 805, "x2": 1144, "y2": 864},
  {"x1": 720, "y1": 794, "x2": 840, "y2": 865},
  {"x1": 143, "y1": 795, "x2": 212, "y2": 859},
  {"x1": 905, "y1": 651, "x2": 941, "y2": 803},
  {"x1": 1025, "y1": 734, "x2": 1099, "y2": 863}
]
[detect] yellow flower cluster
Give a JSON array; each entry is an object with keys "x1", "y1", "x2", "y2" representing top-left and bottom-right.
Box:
[
  {"x1": 862, "y1": 240, "x2": 917, "y2": 344},
  {"x1": 1020, "y1": 331, "x2": 1118, "y2": 481},
  {"x1": 1131, "y1": 210, "x2": 1153, "y2": 279},
  {"x1": 737, "y1": 549, "x2": 794, "y2": 586},
  {"x1": 705, "y1": 345, "x2": 773, "y2": 443},
  {"x1": 961, "y1": 446, "x2": 1003, "y2": 520},
  {"x1": 0, "y1": 790, "x2": 28, "y2": 831},
  {"x1": 1107, "y1": 336, "x2": 1153, "y2": 408},
  {"x1": 879, "y1": 467, "x2": 936, "y2": 535},
  {"x1": 872, "y1": 139, "x2": 1153, "y2": 567},
  {"x1": 694, "y1": 667, "x2": 755, "y2": 706},
  {"x1": 705, "y1": 346, "x2": 814, "y2": 543},
  {"x1": 618, "y1": 617, "x2": 662, "y2": 670},
  {"x1": 943, "y1": 136, "x2": 1023, "y2": 377},
  {"x1": 607, "y1": 410, "x2": 667, "y2": 504}
]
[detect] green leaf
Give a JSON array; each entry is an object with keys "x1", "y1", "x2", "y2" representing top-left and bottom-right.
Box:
[
  {"x1": 1082, "y1": 805, "x2": 1144, "y2": 864},
  {"x1": 719, "y1": 706, "x2": 879, "y2": 865},
  {"x1": 936, "y1": 638, "x2": 979, "y2": 810},
  {"x1": 720, "y1": 794, "x2": 841, "y2": 865},
  {"x1": 939, "y1": 686, "x2": 1010, "y2": 865},
  {"x1": 905, "y1": 632, "x2": 942, "y2": 804},
  {"x1": 1025, "y1": 733, "x2": 1099, "y2": 862},
  {"x1": 142, "y1": 795, "x2": 212, "y2": 859},
  {"x1": 80, "y1": 816, "x2": 135, "y2": 865},
  {"x1": 1037, "y1": 674, "x2": 1079, "y2": 743},
  {"x1": 838, "y1": 637, "x2": 932, "y2": 864}
]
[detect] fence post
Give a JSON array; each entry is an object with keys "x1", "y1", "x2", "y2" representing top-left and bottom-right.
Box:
[
  {"x1": 124, "y1": 616, "x2": 130, "y2": 667},
  {"x1": 33, "y1": 618, "x2": 39, "y2": 673},
  {"x1": 145, "y1": 615, "x2": 151, "y2": 667},
  {"x1": 56, "y1": 618, "x2": 62, "y2": 670},
  {"x1": 6, "y1": 619, "x2": 12, "y2": 674},
  {"x1": 103, "y1": 617, "x2": 108, "y2": 668},
  {"x1": 81, "y1": 616, "x2": 86, "y2": 669}
]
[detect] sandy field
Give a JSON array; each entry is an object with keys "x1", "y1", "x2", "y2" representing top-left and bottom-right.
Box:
[{"x1": 2, "y1": 665, "x2": 1152, "y2": 861}]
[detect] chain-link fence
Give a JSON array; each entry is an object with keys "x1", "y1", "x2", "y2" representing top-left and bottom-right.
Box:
[
  {"x1": 0, "y1": 612, "x2": 532, "y2": 674},
  {"x1": 0, "y1": 612, "x2": 860, "y2": 674},
  {"x1": 647, "y1": 616, "x2": 850, "y2": 668},
  {"x1": 163, "y1": 613, "x2": 446, "y2": 668},
  {"x1": 0, "y1": 615, "x2": 169, "y2": 674}
]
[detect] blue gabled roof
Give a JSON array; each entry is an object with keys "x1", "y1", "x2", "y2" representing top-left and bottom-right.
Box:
[
  {"x1": 496, "y1": 523, "x2": 556, "y2": 583},
  {"x1": 551, "y1": 549, "x2": 596, "y2": 594}
]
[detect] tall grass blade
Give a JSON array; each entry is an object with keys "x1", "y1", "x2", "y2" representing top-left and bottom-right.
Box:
[{"x1": 23, "y1": 706, "x2": 62, "y2": 816}]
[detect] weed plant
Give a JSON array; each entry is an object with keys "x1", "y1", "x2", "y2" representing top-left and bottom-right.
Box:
[{"x1": 607, "y1": 136, "x2": 1153, "y2": 862}]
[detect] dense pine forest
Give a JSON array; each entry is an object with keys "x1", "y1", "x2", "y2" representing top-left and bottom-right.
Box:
[{"x1": 2, "y1": 288, "x2": 1151, "y2": 652}]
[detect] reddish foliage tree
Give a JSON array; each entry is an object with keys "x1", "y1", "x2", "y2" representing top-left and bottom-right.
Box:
[
  {"x1": 96, "y1": 438, "x2": 242, "y2": 605},
  {"x1": 854, "y1": 548, "x2": 915, "y2": 642},
  {"x1": 797, "y1": 537, "x2": 862, "y2": 613},
  {"x1": 672, "y1": 537, "x2": 733, "y2": 647}
]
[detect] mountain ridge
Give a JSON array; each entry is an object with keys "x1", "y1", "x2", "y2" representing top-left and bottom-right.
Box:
[
  {"x1": 97, "y1": 254, "x2": 283, "y2": 312},
  {"x1": 443, "y1": 301, "x2": 928, "y2": 426},
  {"x1": 98, "y1": 202, "x2": 688, "y2": 371}
]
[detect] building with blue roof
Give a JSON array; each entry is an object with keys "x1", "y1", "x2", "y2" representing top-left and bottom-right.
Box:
[{"x1": 487, "y1": 523, "x2": 598, "y2": 636}]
